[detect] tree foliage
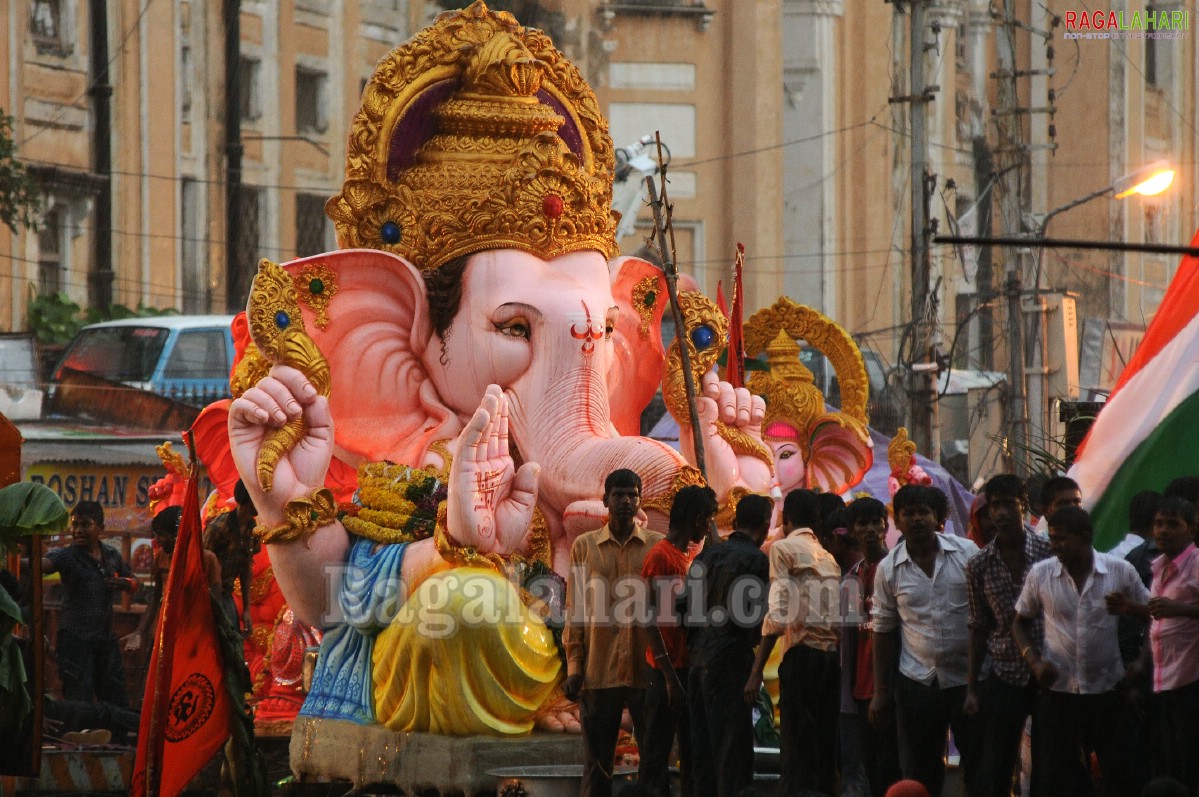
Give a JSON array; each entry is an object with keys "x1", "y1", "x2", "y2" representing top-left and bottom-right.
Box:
[
  {"x1": 0, "y1": 110, "x2": 40, "y2": 235},
  {"x1": 26, "y1": 286, "x2": 180, "y2": 346}
]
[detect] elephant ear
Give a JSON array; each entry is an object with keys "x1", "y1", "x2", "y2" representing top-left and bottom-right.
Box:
[
  {"x1": 805, "y1": 413, "x2": 874, "y2": 495},
  {"x1": 608, "y1": 256, "x2": 671, "y2": 436},
  {"x1": 274, "y1": 249, "x2": 461, "y2": 468}
]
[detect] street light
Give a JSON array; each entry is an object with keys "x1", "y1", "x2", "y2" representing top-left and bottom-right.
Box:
[
  {"x1": 1018, "y1": 160, "x2": 1177, "y2": 473},
  {"x1": 1038, "y1": 160, "x2": 1175, "y2": 235},
  {"x1": 1032, "y1": 159, "x2": 1177, "y2": 288}
]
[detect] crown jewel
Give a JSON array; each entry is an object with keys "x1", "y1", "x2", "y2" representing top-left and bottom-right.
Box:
[{"x1": 325, "y1": 1, "x2": 619, "y2": 272}]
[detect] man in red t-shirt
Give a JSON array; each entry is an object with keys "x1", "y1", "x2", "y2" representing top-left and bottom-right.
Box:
[{"x1": 639, "y1": 485, "x2": 718, "y2": 797}]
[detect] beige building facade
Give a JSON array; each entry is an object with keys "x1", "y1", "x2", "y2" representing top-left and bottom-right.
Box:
[{"x1": 2, "y1": 0, "x2": 421, "y2": 331}]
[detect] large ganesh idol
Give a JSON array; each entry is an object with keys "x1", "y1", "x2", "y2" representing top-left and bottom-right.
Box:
[{"x1": 222, "y1": 2, "x2": 771, "y2": 737}]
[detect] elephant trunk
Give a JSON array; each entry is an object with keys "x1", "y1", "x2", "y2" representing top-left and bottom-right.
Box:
[{"x1": 507, "y1": 361, "x2": 687, "y2": 528}]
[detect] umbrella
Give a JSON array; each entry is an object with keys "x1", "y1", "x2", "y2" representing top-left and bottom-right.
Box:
[{"x1": 0, "y1": 482, "x2": 69, "y2": 547}]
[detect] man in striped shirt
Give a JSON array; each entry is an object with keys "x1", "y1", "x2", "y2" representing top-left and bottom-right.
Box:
[{"x1": 964, "y1": 475, "x2": 1050, "y2": 797}]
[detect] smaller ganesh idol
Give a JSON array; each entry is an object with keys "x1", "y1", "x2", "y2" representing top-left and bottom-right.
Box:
[
  {"x1": 742, "y1": 297, "x2": 875, "y2": 527},
  {"x1": 887, "y1": 427, "x2": 933, "y2": 498}
]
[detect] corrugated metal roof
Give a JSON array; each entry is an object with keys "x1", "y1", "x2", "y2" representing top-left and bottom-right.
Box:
[{"x1": 21, "y1": 441, "x2": 164, "y2": 467}]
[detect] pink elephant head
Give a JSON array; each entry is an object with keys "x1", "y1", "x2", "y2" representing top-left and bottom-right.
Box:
[{"x1": 263, "y1": 247, "x2": 685, "y2": 530}]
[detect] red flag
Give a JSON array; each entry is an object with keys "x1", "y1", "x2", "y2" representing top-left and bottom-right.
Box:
[
  {"x1": 726, "y1": 243, "x2": 747, "y2": 389},
  {"x1": 132, "y1": 440, "x2": 230, "y2": 797}
]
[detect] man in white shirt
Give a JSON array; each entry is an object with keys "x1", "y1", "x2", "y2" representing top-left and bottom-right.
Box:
[
  {"x1": 869, "y1": 484, "x2": 980, "y2": 797},
  {"x1": 1013, "y1": 505, "x2": 1149, "y2": 796},
  {"x1": 745, "y1": 488, "x2": 842, "y2": 796}
]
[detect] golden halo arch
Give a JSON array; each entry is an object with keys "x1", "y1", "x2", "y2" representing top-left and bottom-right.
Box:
[{"x1": 742, "y1": 297, "x2": 870, "y2": 424}]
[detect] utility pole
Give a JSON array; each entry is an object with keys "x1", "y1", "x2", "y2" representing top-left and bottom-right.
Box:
[
  {"x1": 993, "y1": 0, "x2": 1028, "y2": 475},
  {"x1": 892, "y1": 0, "x2": 938, "y2": 458},
  {"x1": 224, "y1": 0, "x2": 243, "y2": 312},
  {"x1": 1005, "y1": 270, "x2": 1028, "y2": 473},
  {"x1": 88, "y1": 0, "x2": 113, "y2": 312}
]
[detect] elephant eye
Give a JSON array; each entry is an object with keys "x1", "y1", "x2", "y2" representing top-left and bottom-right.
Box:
[
  {"x1": 496, "y1": 318, "x2": 531, "y2": 340},
  {"x1": 778, "y1": 449, "x2": 796, "y2": 460},
  {"x1": 604, "y1": 323, "x2": 614, "y2": 338}
]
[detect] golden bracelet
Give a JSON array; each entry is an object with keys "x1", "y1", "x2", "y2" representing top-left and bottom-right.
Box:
[
  {"x1": 433, "y1": 501, "x2": 506, "y2": 572},
  {"x1": 254, "y1": 487, "x2": 339, "y2": 545}
]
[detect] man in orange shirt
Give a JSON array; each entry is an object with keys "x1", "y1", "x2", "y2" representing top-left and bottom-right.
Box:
[{"x1": 639, "y1": 485, "x2": 718, "y2": 797}]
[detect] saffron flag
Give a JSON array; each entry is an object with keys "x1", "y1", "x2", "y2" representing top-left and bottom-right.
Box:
[
  {"x1": 131, "y1": 454, "x2": 230, "y2": 796},
  {"x1": 1068, "y1": 227, "x2": 1199, "y2": 551}
]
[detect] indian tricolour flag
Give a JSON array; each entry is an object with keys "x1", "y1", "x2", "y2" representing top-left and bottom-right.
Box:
[{"x1": 1069, "y1": 227, "x2": 1199, "y2": 551}]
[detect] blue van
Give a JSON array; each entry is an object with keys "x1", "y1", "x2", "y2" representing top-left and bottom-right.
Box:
[{"x1": 52, "y1": 315, "x2": 236, "y2": 407}]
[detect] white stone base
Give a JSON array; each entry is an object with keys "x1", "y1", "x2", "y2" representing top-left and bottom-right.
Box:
[{"x1": 289, "y1": 716, "x2": 585, "y2": 795}]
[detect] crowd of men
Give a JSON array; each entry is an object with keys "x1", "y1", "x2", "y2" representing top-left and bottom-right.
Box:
[
  {"x1": 565, "y1": 469, "x2": 1199, "y2": 797},
  {"x1": 11, "y1": 463, "x2": 1198, "y2": 797}
]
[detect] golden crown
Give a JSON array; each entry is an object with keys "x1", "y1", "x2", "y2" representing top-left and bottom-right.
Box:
[
  {"x1": 325, "y1": 1, "x2": 619, "y2": 272},
  {"x1": 750, "y1": 331, "x2": 827, "y2": 444}
]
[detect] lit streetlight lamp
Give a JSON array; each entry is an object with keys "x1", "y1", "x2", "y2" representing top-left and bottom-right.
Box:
[{"x1": 1113, "y1": 161, "x2": 1175, "y2": 199}]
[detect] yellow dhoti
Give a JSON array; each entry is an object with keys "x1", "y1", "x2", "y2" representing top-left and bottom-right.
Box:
[{"x1": 372, "y1": 567, "x2": 562, "y2": 735}]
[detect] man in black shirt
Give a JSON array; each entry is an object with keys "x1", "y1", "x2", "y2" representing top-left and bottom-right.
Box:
[
  {"x1": 45, "y1": 501, "x2": 138, "y2": 707},
  {"x1": 681, "y1": 493, "x2": 771, "y2": 797}
]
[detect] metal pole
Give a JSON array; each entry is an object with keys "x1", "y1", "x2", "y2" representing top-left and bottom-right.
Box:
[
  {"x1": 645, "y1": 171, "x2": 718, "y2": 546},
  {"x1": 934, "y1": 235, "x2": 1199, "y2": 258},
  {"x1": 645, "y1": 176, "x2": 708, "y2": 483},
  {"x1": 995, "y1": 0, "x2": 1030, "y2": 476}
]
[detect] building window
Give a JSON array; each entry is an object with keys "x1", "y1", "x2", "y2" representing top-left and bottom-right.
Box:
[
  {"x1": 38, "y1": 205, "x2": 65, "y2": 294},
  {"x1": 31, "y1": 0, "x2": 70, "y2": 56},
  {"x1": 240, "y1": 57, "x2": 262, "y2": 122},
  {"x1": 295, "y1": 67, "x2": 329, "y2": 135},
  {"x1": 295, "y1": 194, "x2": 333, "y2": 258},
  {"x1": 1145, "y1": 6, "x2": 1174, "y2": 90},
  {"x1": 1145, "y1": 204, "x2": 1164, "y2": 245},
  {"x1": 181, "y1": 43, "x2": 193, "y2": 116}
]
